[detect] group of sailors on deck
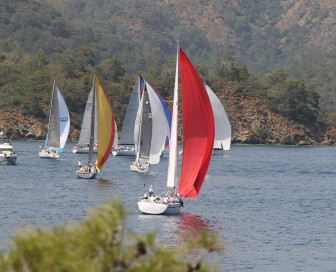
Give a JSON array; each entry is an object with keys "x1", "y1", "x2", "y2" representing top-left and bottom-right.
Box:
[
  {"x1": 77, "y1": 160, "x2": 96, "y2": 173},
  {"x1": 142, "y1": 185, "x2": 183, "y2": 206}
]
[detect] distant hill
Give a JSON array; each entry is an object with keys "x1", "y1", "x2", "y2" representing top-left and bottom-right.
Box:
[
  {"x1": 1, "y1": 0, "x2": 336, "y2": 145},
  {"x1": 39, "y1": 0, "x2": 336, "y2": 112},
  {"x1": 43, "y1": 0, "x2": 336, "y2": 72}
]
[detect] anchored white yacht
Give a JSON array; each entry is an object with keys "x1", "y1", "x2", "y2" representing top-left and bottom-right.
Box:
[{"x1": 0, "y1": 132, "x2": 17, "y2": 165}]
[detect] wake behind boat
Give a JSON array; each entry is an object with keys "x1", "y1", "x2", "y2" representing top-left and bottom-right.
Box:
[
  {"x1": 39, "y1": 82, "x2": 70, "y2": 159},
  {"x1": 138, "y1": 45, "x2": 215, "y2": 215},
  {"x1": 0, "y1": 131, "x2": 17, "y2": 165}
]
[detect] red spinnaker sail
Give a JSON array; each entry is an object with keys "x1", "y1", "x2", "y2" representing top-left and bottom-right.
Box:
[{"x1": 178, "y1": 49, "x2": 215, "y2": 199}]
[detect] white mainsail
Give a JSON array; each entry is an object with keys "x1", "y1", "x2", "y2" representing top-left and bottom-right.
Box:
[
  {"x1": 132, "y1": 80, "x2": 167, "y2": 167},
  {"x1": 133, "y1": 93, "x2": 143, "y2": 158},
  {"x1": 120, "y1": 76, "x2": 141, "y2": 146},
  {"x1": 57, "y1": 87, "x2": 70, "y2": 151},
  {"x1": 146, "y1": 82, "x2": 167, "y2": 164},
  {"x1": 40, "y1": 82, "x2": 70, "y2": 158},
  {"x1": 166, "y1": 46, "x2": 179, "y2": 190},
  {"x1": 205, "y1": 84, "x2": 231, "y2": 150},
  {"x1": 77, "y1": 86, "x2": 98, "y2": 147},
  {"x1": 113, "y1": 121, "x2": 118, "y2": 149}
]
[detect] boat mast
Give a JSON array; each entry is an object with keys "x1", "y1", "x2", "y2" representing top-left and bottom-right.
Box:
[
  {"x1": 88, "y1": 76, "x2": 96, "y2": 163},
  {"x1": 135, "y1": 83, "x2": 144, "y2": 162},
  {"x1": 166, "y1": 41, "x2": 180, "y2": 195},
  {"x1": 45, "y1": 81, "x2": 56, "y2": 148}
]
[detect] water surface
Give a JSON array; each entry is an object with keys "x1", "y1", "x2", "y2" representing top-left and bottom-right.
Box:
[{"x1": 1, "y1": 142, "x2": 335, "y2": 271}]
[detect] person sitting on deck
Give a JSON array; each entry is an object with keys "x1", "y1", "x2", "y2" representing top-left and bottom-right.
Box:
[
  {"x1": 84, "y1": 163, "x2": 89, "y2": 172},
  {"x1": 143, "y1": 192, "x2": 148, "y2": 199}
]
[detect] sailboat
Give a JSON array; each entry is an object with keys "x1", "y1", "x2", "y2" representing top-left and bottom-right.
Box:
[
  {"x1": 138, "y1": 45, "x2": 215, "y2": 215},
  {"x1": 130, "y1": 78, "x2": 168, "y2": 172},
  {"x1": 76, "y1": 75, "x2": 115, "y2": 179},
  {"x1": 0, "y1": 131, "x2": 17, "y2": 165},
  {"x1": 130, "y1": 84, "x2": 151, "y2": 172},
  {"x1": 114, "y1": 75, "x2": 171, "y2": 157},
  {"x1": 39, "y1": 82, "x2": 70, "y2": 159},
  {"x1": 205, "y1": 84, "x2": 231, "y2": 154},
  {"x1": 113, "y1": 76, "x2": 141, "y2": 156},
  {"x1": 73, "y1": 85, "x2": 98, "y2": 154}
]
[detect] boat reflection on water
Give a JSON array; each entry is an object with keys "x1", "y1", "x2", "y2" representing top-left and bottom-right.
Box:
[
  {"x1": 136, "y1": 212, "x2": 217, "y2": 248},
  {"x1": 176, "y1": 213, "x2": 215, "y2": 238}
]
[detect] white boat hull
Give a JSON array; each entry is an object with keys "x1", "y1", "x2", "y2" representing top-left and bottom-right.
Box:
[
  {"x1": 39, "y1": 149, "x2": 60, "y2": 159},
  {"x1": 76, "y1": 169, "x2": 97, "y2": 179},
  {"x1": 0, "y1": 139, "x2": 17, "y2": 165},
  {"x1": 138, "y1": 198, "x2": 182, "y2": 215},
  {"x1": 72, "y1": 146, "x2": 98, "y2": 154},
  {"x1": 0, "y1": 154, "x2": 17, "y2": 165},
  {"x1": 113, "y1": 146, "x2": 136, "y2": 156},
  {"x1": 130, "y1": 162, "x2": 149, "y2": 173}
]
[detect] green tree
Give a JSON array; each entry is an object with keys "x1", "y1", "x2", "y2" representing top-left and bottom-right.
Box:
[
  {"x1": 74, "y1": 46, "x2": 95, "y2": 73},
  {"x1": 269, "y1": 79, "x2": 321, "y2": 123},
  {"x1": 0, "y1": 200, "x2": 221, "y2": 271},
  {"x1": 96, "y1": 57, "x2": 125, "y2": 82}
]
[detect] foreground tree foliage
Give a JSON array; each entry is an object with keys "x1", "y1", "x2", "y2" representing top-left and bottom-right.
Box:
[{"x1": 0, "y1": 200, "x2": 221, "y2": 272}]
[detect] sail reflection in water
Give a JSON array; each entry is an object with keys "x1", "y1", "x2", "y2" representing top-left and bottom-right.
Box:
[{"x1": 176, "y1": 213, "x2": 216, "y2": 239}]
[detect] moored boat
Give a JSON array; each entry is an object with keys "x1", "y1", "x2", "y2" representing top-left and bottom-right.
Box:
[{"x1": 0, "y1": 132, "x2": 17, "y2": 165}]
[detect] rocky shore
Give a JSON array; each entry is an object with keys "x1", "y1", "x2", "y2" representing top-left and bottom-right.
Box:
[{"x1": 1, "y1": 87, "x2": 336, "y2": 145}]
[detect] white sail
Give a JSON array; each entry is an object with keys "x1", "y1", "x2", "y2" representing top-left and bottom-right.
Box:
[
  {"x1": 113, "y1": 121, "x2": 118, "y2": 149},
  {"x1": 146, "y1": 82, "x2": 167, "y2": 164},
  {"x1": 56, "y1": 87, "x2": 70, "y2": 151},
  {"x1": 205, "y1": 84, "x2": 231, "y2": 150},
  {"x1": 120, "y1": 76, "x2": 141, "y2": 145},
  {"x1": 78, "y1": 86, "x2": 98, "y2": 147},
  {"x1": 45, "y1": 83, "x2": 60, "y2": 149},
  {"x1": 133, "y1": 94, "x2": 144, "y2": 160},
  {"x1": 166, "y1": 46, "x2": 179, "y2": 190},
  {"x1": 40, "y1": 82, "x2": 69, "y2": 158}
]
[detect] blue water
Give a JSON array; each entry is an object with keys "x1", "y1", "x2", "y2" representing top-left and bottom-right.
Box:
[{"x1": 1, "y1": 142, "x2": 336, "y2": 271}]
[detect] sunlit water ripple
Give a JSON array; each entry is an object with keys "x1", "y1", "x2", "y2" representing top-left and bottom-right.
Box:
[{"x1": 1, "y1": 142, "x2": 336, "y2": 271}]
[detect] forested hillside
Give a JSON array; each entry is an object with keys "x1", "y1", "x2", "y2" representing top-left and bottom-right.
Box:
[
  {"x1": 0, "y1": 0, "x2": 336, "y2": 144},
  {"x1": 41, "y1": 0, "x2": 336, "y2": 113}
]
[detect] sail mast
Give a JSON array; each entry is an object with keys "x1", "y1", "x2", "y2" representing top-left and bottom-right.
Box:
[
  {"x1": 166, "y1": 42, "x2": 180, "y2": 194},
  {"x1": 44, "y1": 82, "x2": 54, "y2": 148},
  {"x1": 88, "y1": 76, "x2": 96, "y2": 163},
  {"x1": 46, "y1": 81, "x2": 61, "y2": 149},
  {"x1": 135, "y1": 85, "x2": 144, "y2": 162}
]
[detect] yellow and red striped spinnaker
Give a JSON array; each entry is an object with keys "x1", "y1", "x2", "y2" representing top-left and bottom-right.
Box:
[{"x1": 94, "y1": 76, "x2": 115, "y2": 172}]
